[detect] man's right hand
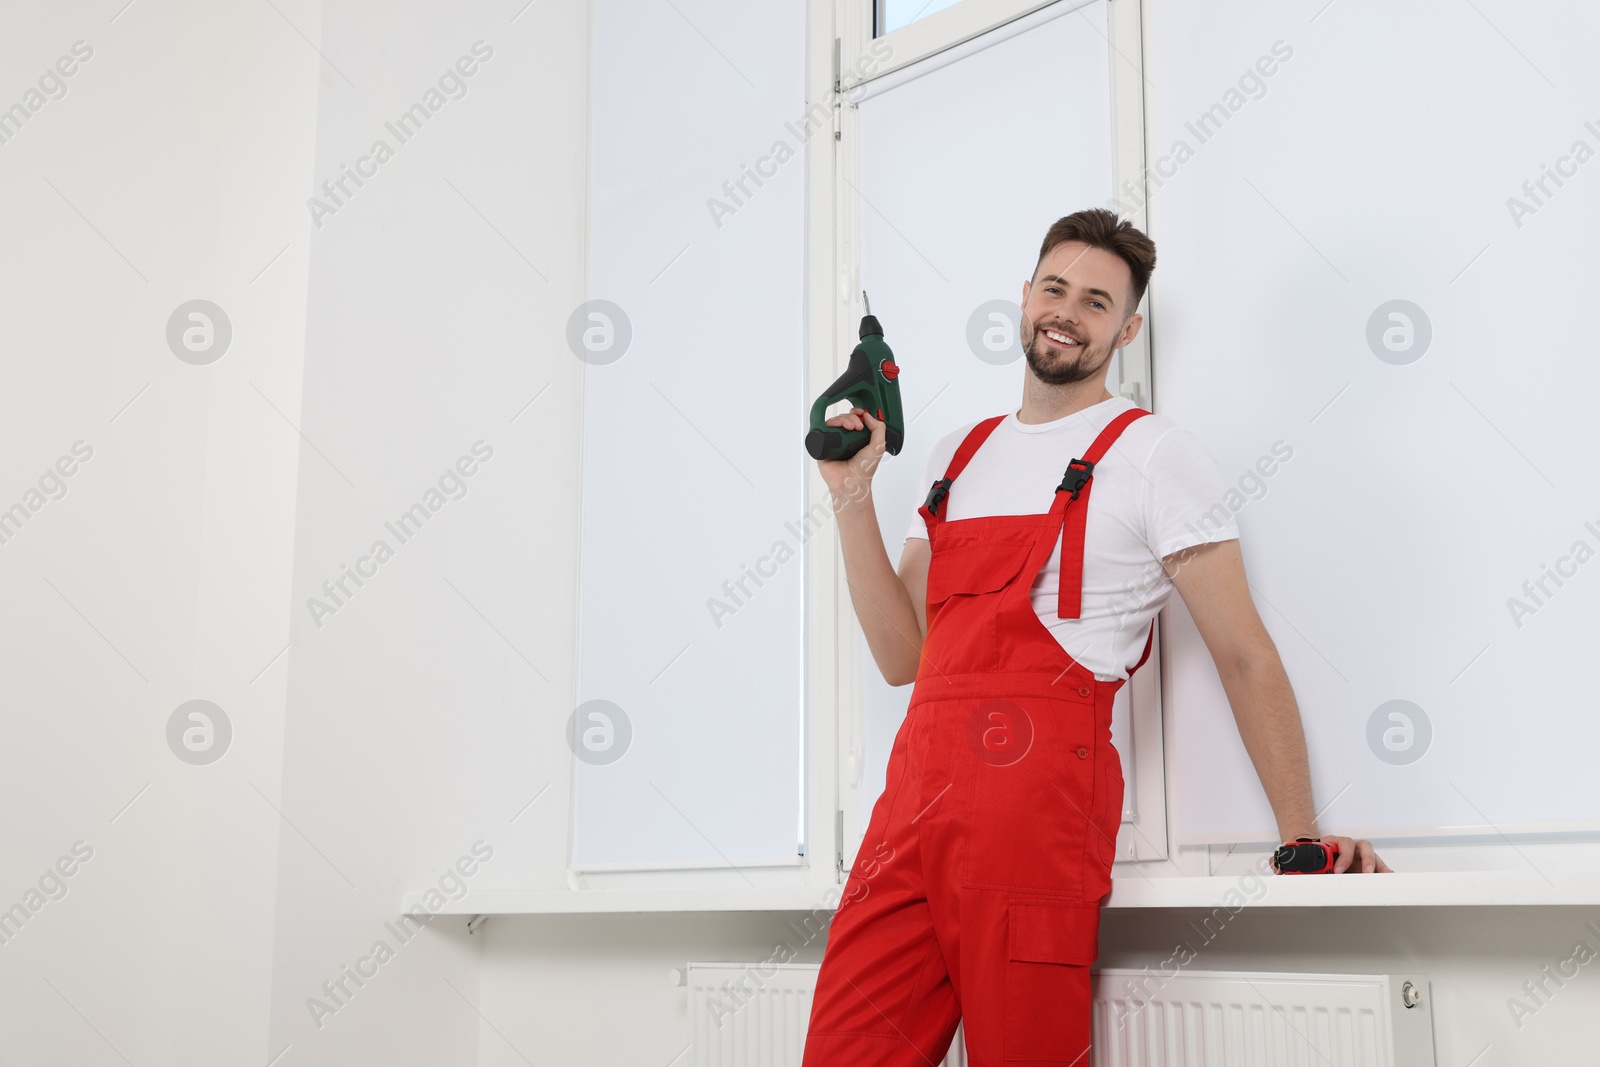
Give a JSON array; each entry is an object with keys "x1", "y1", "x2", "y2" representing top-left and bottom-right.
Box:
[{"x1": 817, "y1": 407, "x2": 887, "y2": 506}]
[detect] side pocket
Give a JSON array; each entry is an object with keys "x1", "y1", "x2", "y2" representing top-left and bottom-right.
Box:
[
  {"x1": 1003, "y1": 899, "x2": 1100, "y2": 1062},
  {"x1": 1091, "y1": 752, "x2": 1125, "y2": 871}
]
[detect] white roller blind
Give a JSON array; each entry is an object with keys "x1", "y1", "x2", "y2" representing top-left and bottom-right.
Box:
[
  {"x1": 1150, "y1": 0, "x2": 1600, "y2": 841},
  {"x1": 572, "y1": 0, "x2": 808, "y2": 870}
]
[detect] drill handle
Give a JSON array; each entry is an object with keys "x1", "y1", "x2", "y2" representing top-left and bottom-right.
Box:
[
  {"x1": 805, "y1": 346, "x2": 876, "y2": 461},
  {"x1": 811, "y1": 345, "x2": 874, "y2": 418}
]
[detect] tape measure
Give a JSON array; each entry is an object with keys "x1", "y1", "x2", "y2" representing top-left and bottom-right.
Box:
[{"x1": 1271, "y1": 837, "x2": 1339, "y2": 875}]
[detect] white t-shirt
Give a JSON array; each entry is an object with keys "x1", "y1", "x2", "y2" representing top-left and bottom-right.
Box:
[{"x1": 905, "y1": 395, "x2": 1240, "y2": 681}]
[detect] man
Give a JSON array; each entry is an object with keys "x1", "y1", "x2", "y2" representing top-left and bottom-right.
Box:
[{"x1": 802, "y1": 208, "x2": 1390, "y2": 1067}]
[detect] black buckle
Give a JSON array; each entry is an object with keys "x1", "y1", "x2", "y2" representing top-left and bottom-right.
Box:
[
  {"x1": 1057, "y1": 458, "x2": 1094, "y2": 500},
  {"x1": 923, "y1": 477, "x2": 954, "y2": 516}
]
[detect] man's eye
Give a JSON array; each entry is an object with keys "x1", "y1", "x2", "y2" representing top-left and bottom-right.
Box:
[
  {"x1": 1047, "y1": 287, "x2": 1062, "y2": 295},
  {"x1": 1089, "y1": 300, "x2": 1104, "y2": 310}
]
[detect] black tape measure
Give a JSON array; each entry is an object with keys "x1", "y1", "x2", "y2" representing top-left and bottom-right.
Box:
[{"x1": 1271, "y1": 837, "x2": 1339, "y2": 875}]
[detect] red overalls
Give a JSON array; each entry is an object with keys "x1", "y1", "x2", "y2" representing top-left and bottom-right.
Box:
[{"x1": 803, "y1": 407, "x2": 1156, "y2": 1067}]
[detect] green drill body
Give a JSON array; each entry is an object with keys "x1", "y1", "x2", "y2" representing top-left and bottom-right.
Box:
[{"x1": 805, "y1": 293, "x2": 904, "y2": 461}]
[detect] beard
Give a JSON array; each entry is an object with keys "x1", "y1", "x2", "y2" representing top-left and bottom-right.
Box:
[{"x1": 1022, "y1": 320, "x2": 1113, "y2": 386}]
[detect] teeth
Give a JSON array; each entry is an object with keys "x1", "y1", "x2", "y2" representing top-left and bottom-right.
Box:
[{"x1": 1045, "y1": 329, "x2": 1077, "y2": 345}]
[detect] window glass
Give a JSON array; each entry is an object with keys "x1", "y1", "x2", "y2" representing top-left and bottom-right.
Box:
[{"x1": 877, "y1": 0, "x2": 967, "y2": 35}]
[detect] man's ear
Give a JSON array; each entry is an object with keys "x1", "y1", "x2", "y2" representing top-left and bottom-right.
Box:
[
  {"x1": 1021, "y1": 278, "x2": 1031, "y2": 305},
  {"x1": 1117, "y1": 311, "x2": 1144, "y2": 349}
]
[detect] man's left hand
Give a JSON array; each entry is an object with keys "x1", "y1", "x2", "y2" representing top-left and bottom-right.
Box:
[{"x1": 1324, "y1": 835, "x2": 1392, "y2": 873}]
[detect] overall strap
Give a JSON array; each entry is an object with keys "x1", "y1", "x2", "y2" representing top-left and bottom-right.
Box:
[
  {"x1": 1056, "y1": 407, "x2": 1152, "y2": 619},
  {"x1": 917, "y1": 415, "x2": 1006, "y2": 531}
]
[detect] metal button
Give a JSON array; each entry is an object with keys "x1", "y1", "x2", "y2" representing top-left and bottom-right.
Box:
[
  {"x1": 1077, "y1": 686, "x2": 1090, "y2": 697},
  {"x1": 1076, "y1": 746, "x2": 1089, "y2": 759}
]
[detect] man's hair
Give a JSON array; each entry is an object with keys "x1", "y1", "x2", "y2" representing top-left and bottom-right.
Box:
[{"x1": 1033, "y1": 208, "x2": 1156, "y2": 315}]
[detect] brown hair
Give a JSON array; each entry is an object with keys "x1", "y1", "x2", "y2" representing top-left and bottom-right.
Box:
[{"x1": 1033, "y1": 208, "x2": 1156, "y2": 315}]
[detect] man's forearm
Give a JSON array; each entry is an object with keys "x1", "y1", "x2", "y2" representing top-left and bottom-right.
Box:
[
  {"x1": 1217, "y1": 652, "x2": 1319, "y2": 841},
  {"x1": 834, "y1": 492, "x2": 923, "y2": 686}
]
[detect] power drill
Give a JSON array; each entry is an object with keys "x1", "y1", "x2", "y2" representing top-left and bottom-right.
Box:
[{"x1": 805, "y1": 291, "x2": 904, "y2": 462}]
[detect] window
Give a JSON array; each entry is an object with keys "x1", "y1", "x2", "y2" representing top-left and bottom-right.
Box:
[{"x1": 876, "y1": 0, "x2": 967, "y2": 35}]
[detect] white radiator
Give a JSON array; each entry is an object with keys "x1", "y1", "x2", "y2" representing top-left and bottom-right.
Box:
[
  {"x1": 687, "y1": 963, "x2": 1435, "y2": 1067},
  {"x1": 1093, "y1": 968, "x2": 1435, "y2": 1066},
  {"x1": 686, "y1": 962, "x2": 967, "y2": 1067}
]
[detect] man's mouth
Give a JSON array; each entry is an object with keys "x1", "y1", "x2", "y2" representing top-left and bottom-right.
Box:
[{"x1": 1040, "y1": 327, "x2": 1082, "y2": 349}]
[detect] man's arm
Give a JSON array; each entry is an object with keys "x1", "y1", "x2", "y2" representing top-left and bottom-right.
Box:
[
  {"x1": 1164, "y1": 539, "x2": 1391, "y2": 872},
  {"x1": 819, "y1": 409, "x2": 930, "y2": 687},
  {"x1": 835, "y1": 492, "x2": 929, "y2": 687},
  {"x1": 1164, "y1": 539, "x2": 1318, "y2": 842}
]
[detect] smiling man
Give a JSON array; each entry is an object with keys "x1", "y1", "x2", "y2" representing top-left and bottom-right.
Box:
[{"x1": 803, "y1": 208, "x2": 1390, "y2": 1067}]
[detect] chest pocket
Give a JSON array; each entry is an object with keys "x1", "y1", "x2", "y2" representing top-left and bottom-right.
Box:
[{"x1": 924, "y1": 543, "x2": 1034, "y2": 612}]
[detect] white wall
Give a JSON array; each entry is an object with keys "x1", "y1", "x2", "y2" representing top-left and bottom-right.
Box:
[
  {"x1": 265, "y1": 0, "x2": 591, "y2": 1063},
  {"x1": 0, "y1": 0, "x2": 588, "y2": 1064},
  {"x1": 0, "y1": 0, "x2": 321, "y2": 1062}
]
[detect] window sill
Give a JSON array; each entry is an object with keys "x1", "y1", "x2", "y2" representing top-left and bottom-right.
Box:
[{"x1": 430, "y1": 870, "x2": 1600, "y2": 916}]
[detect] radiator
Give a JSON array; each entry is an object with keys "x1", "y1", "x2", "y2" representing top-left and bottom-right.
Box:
[
  {"x1": 687, "y1": 963, "x2": 1434, "y2": 1067},
  {"x1": 1093, "y1": 968, "x2": 1435, "y2": 1066}
]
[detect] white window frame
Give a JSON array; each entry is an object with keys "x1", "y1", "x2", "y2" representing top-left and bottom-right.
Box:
[{"x1": 825, "y1": 0, "x2": 1172, "y2": 886}]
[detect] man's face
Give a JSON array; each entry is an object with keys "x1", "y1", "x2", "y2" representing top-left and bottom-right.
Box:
[{"x1": 1019, "y1": 240, "x2": 1143, "y2": 387}]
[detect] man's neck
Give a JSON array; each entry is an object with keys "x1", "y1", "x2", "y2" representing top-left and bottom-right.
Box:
[{"x1": 1016, "y1": 375, "x2": 1116, "y2": 425}]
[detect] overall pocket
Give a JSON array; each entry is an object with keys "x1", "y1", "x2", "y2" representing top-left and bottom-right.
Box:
[
  {"x1": 1003, "y1": 899, "x2": 1100, "y2": 1061},
  {"x1": 925, "y1": 543, "x2": 1033, "y2": 613},
  {"x1": 1090, "y1": 747, "x2": 1126, "y2": 871}
]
